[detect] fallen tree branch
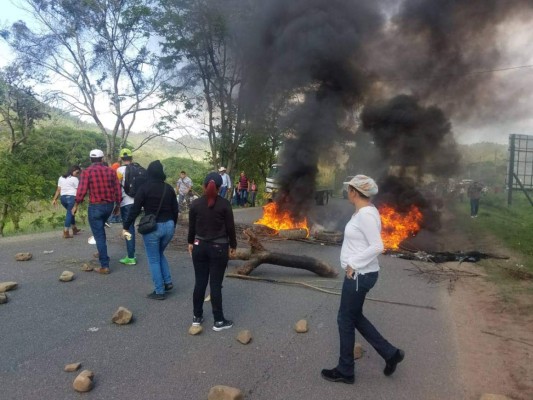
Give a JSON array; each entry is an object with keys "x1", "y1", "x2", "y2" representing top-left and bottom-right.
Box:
[
  {"x1": 229, "y1": 229, "x2": 338, "y2": 277},
  {"x1": 226, "y1": 273, "x2": 436, "y2": 310}
]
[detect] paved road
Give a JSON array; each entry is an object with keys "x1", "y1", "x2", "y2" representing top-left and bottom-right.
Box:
[{"x1": 0, "y1": 199, "x2": 464, "y2": 399}]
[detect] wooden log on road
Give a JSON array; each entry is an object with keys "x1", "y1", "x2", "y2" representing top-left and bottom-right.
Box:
[{"x1": 231, "y1": 229, "x2": 337, "y2": 278}]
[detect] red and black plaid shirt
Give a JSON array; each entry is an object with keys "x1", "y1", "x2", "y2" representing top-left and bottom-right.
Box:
[{"x1": 76, "y1": 163, "x2": 122, "y2": 205}]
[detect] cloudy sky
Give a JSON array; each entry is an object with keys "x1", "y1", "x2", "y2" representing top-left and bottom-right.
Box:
[{"x1": 1, "y1": 0, "x2": 533, "y2": 145}]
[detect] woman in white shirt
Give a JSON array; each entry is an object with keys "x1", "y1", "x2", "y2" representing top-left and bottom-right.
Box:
[
  {"x1": 52, "y1": 165, "x2": 81, "y2": 238},
  {"x1": 321, "y1": 175, "x2": 404, "y2": 384}
]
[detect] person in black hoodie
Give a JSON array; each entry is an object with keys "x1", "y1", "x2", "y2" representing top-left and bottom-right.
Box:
[
  {"x1": 122, "y1": 160, "x2": 179, "y2": 300},
  {"x1": 188, "y1": 172, "x2": 237, "y2": 331}
]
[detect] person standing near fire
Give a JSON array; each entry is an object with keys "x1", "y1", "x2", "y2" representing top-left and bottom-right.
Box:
[
  {"x1": 321, "y1": 175, "x2": 404, "y2": 384},
  {"x1": 467, "y1": 181, "x2": 484, "y2": 218},
  {"x1": 188, "y1": 172, "x2": 237, "y2": 331}
]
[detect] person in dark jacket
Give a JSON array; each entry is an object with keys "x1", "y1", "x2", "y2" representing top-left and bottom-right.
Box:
[
  {"x1": 122, "y1": 160, "x2": 179, "y2": 300},
  {"x1": 188, "y1": 172, "x2": 237, "y2": 331}
]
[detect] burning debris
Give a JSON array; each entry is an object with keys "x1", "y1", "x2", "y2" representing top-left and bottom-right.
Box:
[
  {"x1": 235, "y1": 0, "x2": 533, "y2": 261},
  {"x1": 254, "y1": 202, "x2": 309, "y2": 235},
  {"x1": 378, "y1": 204, "x2": 423, "y2": 250}
]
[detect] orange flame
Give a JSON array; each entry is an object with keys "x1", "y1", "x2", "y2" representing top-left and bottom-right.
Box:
[
  {"x1": 379, "y1": 204, "x2": 423, "y2": 250},
  {"x1": 254, "y1": 202, "x2": 309, "y2": 235}
]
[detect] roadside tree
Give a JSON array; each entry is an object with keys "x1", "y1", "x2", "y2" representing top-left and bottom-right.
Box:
[{"x1": 1, "y1": 0, "x2": 164, "y2": 159}]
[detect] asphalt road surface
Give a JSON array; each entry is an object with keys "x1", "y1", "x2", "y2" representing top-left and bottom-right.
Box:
[{"x1": 0, "y1": 198, "x2": 464, "y2": 399}]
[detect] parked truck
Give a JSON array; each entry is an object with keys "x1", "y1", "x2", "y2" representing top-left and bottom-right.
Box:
[{"x1": 265, "y1": 163, "x2": 334, "y2": 205}]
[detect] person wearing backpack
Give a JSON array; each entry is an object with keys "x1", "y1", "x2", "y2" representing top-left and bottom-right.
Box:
[{"x1": 116, "y1": 148, "x2": 143, "y2": 265}]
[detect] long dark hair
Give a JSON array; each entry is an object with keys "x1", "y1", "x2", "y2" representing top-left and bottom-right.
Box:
[
  {"x1": 205, "y1": 180, "x2": 218, "y2": 208},
  {"x1": 62, "y1": 165, "x2": 81, "y2": 178}
]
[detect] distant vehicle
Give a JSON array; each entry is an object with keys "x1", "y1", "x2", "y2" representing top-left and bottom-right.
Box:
[
  {"x1": 265, "y1": 163, "x2": 334, "y2": 205},
  {"x1": 342, "y1": 176, "x2": 355, "y2": 199}
]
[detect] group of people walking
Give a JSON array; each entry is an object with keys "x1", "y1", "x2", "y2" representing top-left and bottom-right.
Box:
[
  {"x1": 54, "y1": 149, "x2": 237, "y2": 331},
  {"x1": 54, "y1": 150, "x2": 405, "y2": 377}
]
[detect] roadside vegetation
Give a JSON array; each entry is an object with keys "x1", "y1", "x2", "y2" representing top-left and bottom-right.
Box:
[{"x1": 449, "y1": 191, "x2": 533, "y2": 275}]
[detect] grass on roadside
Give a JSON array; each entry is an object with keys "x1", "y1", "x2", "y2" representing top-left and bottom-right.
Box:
[
  {"x1": 1, "y1": 201, "x2": 88, "y2": 237},
  {"x1": 450, "y1": 192, "x2": 533, "y2": 272}
]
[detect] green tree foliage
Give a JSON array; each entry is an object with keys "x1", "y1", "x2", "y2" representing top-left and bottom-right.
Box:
[
  {"x1": 0, "y1": 150, "x2": 46, "y2": 234},
  {"x1": 154, "y1": 0, "x2": 247, "y2": 173},
  {"x1": 0, "y1": 65, "x2": 50, "y2": 153},
  {"x1": 1, "y1": 0, "x2": 163, "y2": 159},
  {"x1": 21, "y1": 127, "x2": 107, "y2": 196}
]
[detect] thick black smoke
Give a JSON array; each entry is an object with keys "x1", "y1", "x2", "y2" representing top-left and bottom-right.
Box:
[
  {"x1": 241, "y1": 0, "x2": 383, "y2": 219},
  {"x1": 361, "y1": 94, "x2": 460, "y2": 179},
  {"x1": 372, "y1": 0, "x2": 533, "y2": 122},
  {"x1": 238, "y1": 0, "x2": 532, "y2": 221}
]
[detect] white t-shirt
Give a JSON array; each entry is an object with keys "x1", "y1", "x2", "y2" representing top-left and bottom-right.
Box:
[
  {"x1": 340, "y1": 205, "x2": 384, "y2": 274},
  {"x1": 220, "y1": 173, "x2": 231, "y2": 188},
  {"x1": 117, "y1": 165, "x2": 134, "y2": 206},
  {"x1": 57, "y1": 176, "x2": 79, "y2": 196}
]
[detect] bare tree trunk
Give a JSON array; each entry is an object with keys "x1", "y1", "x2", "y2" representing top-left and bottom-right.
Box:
[{"x1": 230, "y1": 229, "x2": 338, "y2": 278}]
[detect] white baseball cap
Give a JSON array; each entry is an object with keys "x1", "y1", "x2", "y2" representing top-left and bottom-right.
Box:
[
  {"x1": 90, "y1": 149, "x2": 104, "y2": 158},
  {"x1": 348, "y1": 175, "x2": 378, "y2": 197},
  {"x1": 218, "y1": 167, "x2": 226, "y2": 172}
]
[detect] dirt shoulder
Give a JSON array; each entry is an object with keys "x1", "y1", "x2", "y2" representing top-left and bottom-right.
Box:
[{"x1": 434, "y1": 209, "x2": 533, "y2": 400}]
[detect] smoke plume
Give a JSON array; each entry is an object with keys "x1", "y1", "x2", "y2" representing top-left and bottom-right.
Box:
[
  {"x1": 360, "y1": 94, "x2": 460, "y2": 179},
  {"x1": 242, "y1": 0, "x2": 383, "y2": 219},
  {"x1": 238, "y1": 0, "x2": 533, "y2": 220}
]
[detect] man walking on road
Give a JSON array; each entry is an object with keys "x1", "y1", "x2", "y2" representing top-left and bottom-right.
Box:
[
  {"x1": 116, "y1": 148, "x2": 137, "y2": 265},
  {"x1": 72, "y1": 149, "x2": 122, "y2": 274}
]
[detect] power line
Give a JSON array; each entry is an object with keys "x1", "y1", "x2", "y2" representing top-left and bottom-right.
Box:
[{"x1": 375, "y1": 63, "x2": 533, "y2": 83}]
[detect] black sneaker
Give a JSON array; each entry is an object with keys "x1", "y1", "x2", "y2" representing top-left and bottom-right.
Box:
[
  {"x1": 164, "y1": 283, "x2": 174, "y2": 292},
  {"x1": 213, "y1": 319, "x2": 233, "y2": 331},
  {"x1": 192, "y1": 316, "x2": 204, "y2": 326},
  {"x1": 321, "y1": 368, "x2": 354, "y2": 384},
  {"x1": 146, "y1": 291, "x2": 166, "y2": 300},
  {"x1": 384, "y1": 349, "x2": 405, "y2": 376}
]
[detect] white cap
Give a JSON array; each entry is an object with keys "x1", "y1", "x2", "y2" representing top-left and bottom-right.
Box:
[
  {"x1": 90, "y1": 149, "x2": 104, "y2": 158},
  {"x1": 348, "y1": 175, "x2": 378, "y2": 197},
  {"x1": 218, "y1": 167, "x2": 226, "y2": 172}
]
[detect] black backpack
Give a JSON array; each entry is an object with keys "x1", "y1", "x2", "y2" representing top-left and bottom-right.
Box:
[{"x1": 123, "y1": 162, "x2": 147, "y2": 197}]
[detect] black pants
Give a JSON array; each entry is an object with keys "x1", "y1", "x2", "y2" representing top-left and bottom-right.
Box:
[
  {"x1": 336, "y1": 272, "x2": 397, "y2": 376},
  {"x1": 192, "y1": 240, "x2": 229, "y2": 322}
]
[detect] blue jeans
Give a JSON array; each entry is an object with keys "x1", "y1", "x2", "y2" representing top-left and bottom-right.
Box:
[
  {"x1": 88, "y1": 203, "x2": 115, "y2": 268},
  {"x1": 239, "y1": 189, "x2": 248, "y2": 206},
  {"x1": 120, "y1": 204, "x2": 136, "y2": 258},
  {"x1": 249, "y1": 191, "x2": 257, "y2": 207},
  {"x1": 219, "y1": 186, "x2": 228, "y2": 198},
  {"x1": 60, "y1": 195, "x2": 76, "y2": 228},
  {"x1": 192, "y1": 240, "x2": 229, "y2": 321},
  {"x1": 470, "y1": 198, "x2": 479, "y2": 216},
  {"x1": 336, "y1": 272, "x2": 397, "y2": 377},
  {"x1": 142, "y1": 220, "x2": 175, "y2": 294}
]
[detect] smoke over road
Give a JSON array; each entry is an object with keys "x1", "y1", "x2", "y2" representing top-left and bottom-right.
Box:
[{"x1": 239, "y1": 0, "x2": 533, "y2": 219}]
